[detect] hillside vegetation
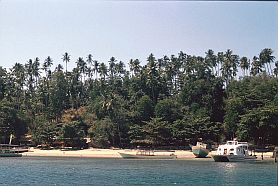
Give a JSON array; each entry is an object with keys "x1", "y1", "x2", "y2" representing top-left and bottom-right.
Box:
[{"x1": 0, "y1": 49, "x2": 277, "y2": 148}]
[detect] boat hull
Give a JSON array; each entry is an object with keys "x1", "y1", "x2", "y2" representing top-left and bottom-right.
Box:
[
  {"x1": 192, "y1": 147, "x2": 209, "y2": 158},
  {"x1": 118, "y1": 152, "x2": 177, "y2": 159},
  {"x1": 212, "y1": 155, "x2": 257, "y2": 162},
  {"x1": 0, "y1": 153, "x2": 22, "y2": 157}
]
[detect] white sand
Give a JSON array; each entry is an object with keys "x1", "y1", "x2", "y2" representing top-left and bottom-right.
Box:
[
  {"x1": 22, "y1": 148, "x2": 274, "y2": 160},
  {"x1": 23, "y1": 148, "x2": 195, "y2": 158}
]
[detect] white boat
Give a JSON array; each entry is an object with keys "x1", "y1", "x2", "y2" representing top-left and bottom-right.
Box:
[
  {"x1": 118, "y1": 150, "x2": 177, "y2": 159},
  {"x1": 212, "y1": 140, "x2": 257, "y2": 162}
]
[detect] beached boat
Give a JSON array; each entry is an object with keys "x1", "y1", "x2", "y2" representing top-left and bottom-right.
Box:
[
  {"x1": 118, "y1": 150, "x2": 177, "y2": 159},
  {"x1": 0, "y1": 134, "x2": 27, "y2": 157},
  {"x1": 0, "y1": 144, "x2": 23, "y2": 157},
  {"x1": 212, "y1": 140, "x2": 257, "y2": 162},
  {"x1": 191, "y1": 142, "x2": 209, "y2": 158}
]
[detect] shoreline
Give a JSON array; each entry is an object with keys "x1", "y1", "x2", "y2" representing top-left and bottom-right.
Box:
[
  {"x1": 22, "y1": 148, "x2": 275, "y2": 161},
  {"x1": 22, "y1": 148, "x2": 196, "y2": 159}
]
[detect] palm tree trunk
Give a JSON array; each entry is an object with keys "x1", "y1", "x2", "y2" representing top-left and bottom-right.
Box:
[{"x1": 268, "y1": 62, "x2": 273, "y2": 76}]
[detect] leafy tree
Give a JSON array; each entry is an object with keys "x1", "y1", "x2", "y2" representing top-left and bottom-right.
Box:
[
  {"x1": 59, "y1": 121, "x2": 87, "y2": 147},
  {"x1": 225, "y1": 75, "x2": 278, "y2": 144},
  {"x1": 129, "y1": 118, "x2": 171, "y2": 147},
  {"x1": 32, "y1": 121, "x2": 59, "y2": 146},
  {"x1": 155, "y1": 98, "x2": 182, "y2": 123},
  {"x1": 0, "y1": 48, "x2": 277, "y2": 147},
  {"x1": 49, "y1": 71, "x2": 69, "y2": 120},
  {"x1": 134, "y1": 95, "x2": 154, "y2": 122},
  {"x1": 238, "y1": 105, "x2": 278, "y2": 144},
  {"x1": 88, "y1": 117, "x2": 116, "y2": 148},
  {"x1": 0, "y1": 67, "x2": 7, "y2": 100},
  {"x1": 0, "y1": 100, "x2": 27, "y2": 143},
  {"x1": 172, "y1": 115, "x2": 222, "y2": 144},
  {"x1": 179, "y1": 77, "x2": 224, "y2": 122}
]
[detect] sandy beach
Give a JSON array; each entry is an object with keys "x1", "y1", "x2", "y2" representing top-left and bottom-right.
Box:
[
  {"x1": 22, "y1": 148, "x2": 274, "y2": 161},
  {"x1": 23, "y1": 148, "x2": 195, "y2": 159}
]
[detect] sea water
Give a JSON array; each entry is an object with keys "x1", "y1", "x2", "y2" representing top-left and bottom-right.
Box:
[{"x1": 0, "y1": 157, "x2": 277, "y2": 186}]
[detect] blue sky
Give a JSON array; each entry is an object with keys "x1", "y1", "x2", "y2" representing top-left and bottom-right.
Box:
[{"x1": 0, "y1": 0, "x2": 277, "y2": 70}]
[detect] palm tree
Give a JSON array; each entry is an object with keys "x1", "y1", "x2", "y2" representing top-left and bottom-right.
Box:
[
  {"x1": 178, "y1": 51, "x2": 187, "y2": 72},
  {"x1": 129, "y1": 59, "x2": 135, "y2": 77},
  {"x1": 11, "y1": 63, "x2": 25, "y2": 89},
  {"x1": 55, "y1": 64, "x2": 64, "y2": 72},
  {"x1": 163, "y1": 55, "x2": 174, "y2": 94},
  {"x1": 76, "y1": 57, "x2": 87, "y2": 83},
  {"x1": 273, "y1": 61, "x2": 278, "y2": 77},
  {"x1": 62, "y1": 52, "x2": 70, "y2": 73},
  {"x1": 250, "y1": 56, "x2": 262, "y2": 76},
  {"x1": 11, "y1": 63, "x2": 25, "y2": 109},
  {"x1": 99, "y1": 62, "x2": 108, "y2": 80},
  {"x1": 171, "y1": 55, "x2": 182, "y2": 93},
  {"x1": 43, "y1": 56, "x2": 53, "y2": 78},
  {"x1": 86, "y1": 54, "x2": 94, "y2": 80},
  {"x1": 217, "y1": 52, "x2": 224, "y2": 77},
  {"x1": 33, "y1": 57, "x2": 41, "y2": 87},
  {"x1": 25, "y1": 59, "x2": 34, "y2": 93},
  {"x1": 205, "y1": 49, "x2": 217, "y2": 75},
  {"x1": 86, "y1": 54, "x2": 93, "y2": 66},
  {"x1": 239, "y1": 57, "x2": 250, "y2": 77},
  {"x1": 133, "y1": 59, "x2": 141, "y2": 77},
  {"x1": 146, "y1": 53, "x2": 159, "y2": 102},
  {"x1": 86, "y1": 67, "x2": 93, "y2": 81},
  {"x1": 109, "y1": 57, "x2": 117, "y2": 80},
  {"x1": 93, "y1": 60, "x2": 99, "y2": 80},
  {"x1": 221, "y1": 50, "x2": 239, "y2": 84},
  {"x1": 259, "y1": 48, "x2": 275, "y2": 75},
  {"x1": 115, "y1": 61, "x2": 125, "y2": 78}
]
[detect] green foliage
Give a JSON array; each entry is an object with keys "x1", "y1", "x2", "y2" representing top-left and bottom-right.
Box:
[
  {"x1": 32, "y1": 121, "x2": 59, "y2": 145},
  {"x1": 129, "y1": 118, "x2": 172, "y2": 147},
  {"x1": 134, "y1": 95, "x2": 154, "y2": 122},
  {"x1": 88, "y1": 117, "x2": 116, "y2": 148},
  {"x1": 155, "y1": 99, "x2": 182, "y2": 122},
  {"x1": 225, "y1": 75, "x2": 278, "y2": 144},
  {"x1": 224, "y1": 97, "x2": 244, "y2": 139},
  {"x1": 49, "y1": 71, "x2": 69, "y2": 120},
  {"x1": 0, "y1": 100, "x2": 27, "y2": 142},
  {"x1": 172, "y1": 115, "x2": 222, "y2": 144},
  {"x1": 180, "y1": 77, "x2": 224, "y2": 122},
  {"x1": 59, "y1": 121, "x2": 87, "y2": 139},
  {"x1": 237, "y1": 105, "x2": 278, "y2": 144},
  {"x1": 0, "y1": 48, "x2": 277, "y2": 147}
]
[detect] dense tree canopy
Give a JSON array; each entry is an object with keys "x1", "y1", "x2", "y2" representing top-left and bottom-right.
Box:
[{"x1": 0, "y1": 48, "x2": 277, "y2": 147}]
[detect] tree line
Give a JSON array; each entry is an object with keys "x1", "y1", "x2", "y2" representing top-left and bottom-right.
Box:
[{"x1": 0, "y1": 48, "x2": 277, "y2": 148}]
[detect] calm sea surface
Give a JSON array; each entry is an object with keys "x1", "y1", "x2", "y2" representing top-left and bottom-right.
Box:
[{"x1": 0, "y1": 157, "x2": 277, "y2": 186}]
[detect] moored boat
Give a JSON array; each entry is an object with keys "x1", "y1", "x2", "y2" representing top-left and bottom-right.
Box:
[
  {"x1": 212, "y1": 140, "x2": 257, "y2": 162},
  {"x1": 0, "y1": 144, "x2": 23, "y2": 157},
  {"x1": 191, "y1": 142, "x2": 209, "y2": 158},
  {"x1": 118, "y1": 150, "x2": 177, "y2": 159},
  {"x1": 0, "y1": 134, "x2": 24, "y2": 157}
]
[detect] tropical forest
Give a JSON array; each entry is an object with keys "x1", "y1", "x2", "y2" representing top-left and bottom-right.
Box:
[{"x1": 0, "y1": 48, "x2": 277, "y2": 148}]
